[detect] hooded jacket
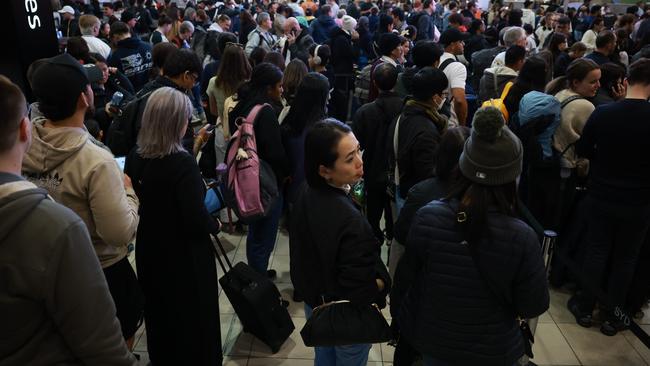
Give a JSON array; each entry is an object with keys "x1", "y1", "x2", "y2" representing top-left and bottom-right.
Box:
[
  {"x1": 22, "y1": 118, "x2": 139, "y2": 268},
  {"x1": 310, "y1": 14, "x2": 337, "y2": 44},
  {"x1": 518, "y1": 91, "x2": 561, "y2": 159},
  {"x1": 107, "y1": 37, "x2": 153, "y2": 92},
  {"x1": 0, "y1": 173, "x2": 137, "y2": 366},
  {"x1": 478, "y1": 65, "x2": 518, "y2": 104}
]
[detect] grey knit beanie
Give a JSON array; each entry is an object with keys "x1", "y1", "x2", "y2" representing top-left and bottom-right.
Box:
[{"x1": 459, "y1": 107, "x2": 523, "y2": 185}]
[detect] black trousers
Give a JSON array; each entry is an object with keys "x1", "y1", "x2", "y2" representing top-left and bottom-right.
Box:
[
  {"x1": 577, "y1": 196, "x2": 650, "y2": 315},
  {"x1": 366, "y1": 184, "x2": 393, "y2": 243},
  {"x1": 626, "y1": 231, "x2": 650, "y2": 313}
]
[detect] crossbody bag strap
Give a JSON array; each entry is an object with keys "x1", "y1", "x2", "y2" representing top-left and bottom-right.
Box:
[{"x1": 393, "y1": 115, "x2": 402, "y2": 186}]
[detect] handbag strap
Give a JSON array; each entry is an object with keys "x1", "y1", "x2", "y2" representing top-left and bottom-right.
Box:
[
  {"x1": 500, "y1": 81, "x2": 514, "y2": 100},
  {"x1": 392, "y1": 115, "x2": 402, "y2": 186}
]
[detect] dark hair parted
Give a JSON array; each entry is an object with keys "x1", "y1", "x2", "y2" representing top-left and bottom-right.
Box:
[
  {"x1": 373, "y1": 63, "x2": 399, "y2": 91},
  {"x1": 162, "y1": 49, "x2": 202, "y2": 78},
  {"x1": 595, "y1": 30, "x2": 616, "y2": 49},
  {"x1": 216, "y1": 43, "x2": 252, "y2": 97},
  {"x1": 412, "y1": 40, "x2": 444, "y2": 68},
  {"x1": 304, "y1": 119, "x2": 352, "y2": 189},
  {"x1": 411, "y1": 66, "x2": 448, "y2": 101},
  {"x1": 628, "y1": 58, "x2": 650, "y2": 86},
  {"x1": 505, "y1": 45, "x2": 526, "y2": 66},
  {"x1": 284, "y1": 72, "x2": 330, "y2": 136}
]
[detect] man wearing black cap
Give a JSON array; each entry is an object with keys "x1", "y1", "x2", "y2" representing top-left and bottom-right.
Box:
[
  {"x1": 368, "y1": 32, "x2": 404, "y2": 102},
  {"x1": 108, "y1": 21, "x2": 153, "y2": 92},
  {"x1": 22, "y1": 54, "x2": 142, "y2": 348},
  {"x1": 438, "y1": 27, "x2": 469, "y2": 126},
  {"x1": 121, "y1": 8, "x2": 140, "y2": 33}
]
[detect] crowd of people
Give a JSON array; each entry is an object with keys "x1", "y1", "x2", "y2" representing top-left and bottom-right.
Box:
[{"x1": 2, "y1": 0, "x2": 650, "y2": 364}]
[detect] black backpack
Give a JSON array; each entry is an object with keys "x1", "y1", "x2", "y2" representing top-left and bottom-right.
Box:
[
  {"x1": 407, "y1": 11, "x2": 425, "y2": 27},
  {"x1": 106, "y1": 90, "x2": 153, "y2": 157}
]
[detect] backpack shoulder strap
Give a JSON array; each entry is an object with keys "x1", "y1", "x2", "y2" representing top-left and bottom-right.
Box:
[
  {"x1": 500, "y1": 81, "x2": 514, "y2": 100},
  {"x1": 560, "y1": 95, "x2": 584, "y2": 109},
  {"x1": 439, "y1": 57, "x2": 457, "y2": 71},
  {"x1": 244, "y1": 103, "x2": 271, "y2": 126}
]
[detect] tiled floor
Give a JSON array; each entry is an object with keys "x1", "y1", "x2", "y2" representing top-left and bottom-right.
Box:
[{"x1": 129, "y1": 229, "x2": 650, "y2": 366}]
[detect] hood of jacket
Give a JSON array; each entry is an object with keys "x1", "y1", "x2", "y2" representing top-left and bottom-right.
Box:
[
  {"x1": 484, "y1": 65, "x2": 518, "y2": 77},
  {"x1": 22, "y1": 118, "x2": 88, "y2": 175},
  {"x1": 518, "y1": 91, "x2": 561, "y2": 158},
  {"x1": 117, "y1": 37, "x2": 143, "y2": 49},
  {"x1": 316, "y1": 14, "x2": 336, "y2": 27},
  {"x1": 0, "y1": 178, "x2": 46, "y2": 245}
]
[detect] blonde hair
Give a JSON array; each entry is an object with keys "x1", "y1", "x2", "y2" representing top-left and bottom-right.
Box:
[
  {"x1": 79, "y1": 15, "x2": 100, "y2": 35},
  {"x1": 137, "y1": 87, "x2": 191, "y2": 159}
]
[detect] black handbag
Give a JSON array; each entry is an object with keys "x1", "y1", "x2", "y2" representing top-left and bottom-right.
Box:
[{"x1": 300, "y1": 299, "x2": 392, "y2": 347}]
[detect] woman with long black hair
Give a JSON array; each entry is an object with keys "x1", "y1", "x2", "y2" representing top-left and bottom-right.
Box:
[
  {"x1": 391, "y1": 107, "x2": 549, "y2": 366},
  {"x1": 229, "y1": 62, "x2": 289, "y2": 278}
]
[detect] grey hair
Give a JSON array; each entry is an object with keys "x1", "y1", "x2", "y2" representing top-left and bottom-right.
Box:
[
  {"x1": 180, "y1": 20, "x2": 195, "y2": 34},
  {"x1": 184, "y1": 7, "x2": 196, "y2": 19},
  {"x1": 136, "y1": 87, "x2": 191, "y2": 159},
  {"x1": 337, "y1": 9, "x2": 347, "y2": 18},
  {"x1": 257, "y1": 12, "x2": 271, "y2": 25},
  {"x1": 503, "y1": 26, "x2": 526, "y2": 46}
]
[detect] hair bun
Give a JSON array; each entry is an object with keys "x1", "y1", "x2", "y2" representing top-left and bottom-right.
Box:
[{"x1": 472, "y1": 107, "x2": 505, "y2": 142}]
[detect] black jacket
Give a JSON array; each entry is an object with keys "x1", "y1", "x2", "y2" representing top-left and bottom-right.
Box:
[
  {"x1": 393, "y1": 177, "x2": 448, "y2": 244},
  {"x1": 391, "y1": 200, "x2": 549, "y2": 366},
  {"x1": 390, "y1": 103, "x2": 443, "y2": 198},
  {"x1": 352, "y1": 91, "x2": 404, "y2": 189},
  {"x1": 289, "y1": 28, "x2": 316, "y2": 66},
  {"x1": 229, "y1": 101, "x2": 289, "y2": 184},
  {"x1": 290, "y1": 184, "x2": 391, "y2": 308},
  {"x1": 330, "y1": 27, "x2": 356, "y2": 77},
  {"x1": 107, "y1": 37, "x2": 153, "y2": 92}
]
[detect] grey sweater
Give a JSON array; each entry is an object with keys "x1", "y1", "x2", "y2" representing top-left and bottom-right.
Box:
[{"x1": 0, "y1": 173, "x2": 136, "y2": 366}]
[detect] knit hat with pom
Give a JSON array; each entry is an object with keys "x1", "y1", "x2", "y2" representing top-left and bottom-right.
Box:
[{"x1": 459, "y1": 106, "x2": 523, "y2": 185}]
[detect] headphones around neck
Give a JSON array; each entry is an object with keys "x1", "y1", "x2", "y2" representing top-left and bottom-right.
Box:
[{"x1": 313, "y1": 45, "x2": 322, "y2": 65}]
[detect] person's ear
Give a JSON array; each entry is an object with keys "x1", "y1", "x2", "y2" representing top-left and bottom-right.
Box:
[
  {"x1": 19, "y1": 116, "x2": 31, "y2": 144},
  {"x1": 318, "y1": 165, "x2": 332, "y2": 181}
]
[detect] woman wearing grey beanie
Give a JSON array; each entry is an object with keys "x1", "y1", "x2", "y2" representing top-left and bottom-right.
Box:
[{"x1": 391, "y1": 107, "x2": 550, "y2": 366}]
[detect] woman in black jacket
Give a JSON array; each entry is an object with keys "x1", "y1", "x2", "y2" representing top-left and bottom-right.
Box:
[
  {"x1": 229, "y1": 62, "x2": 289, "y2": 277},
  {"x1": 391, "y1": 107, "x2": 549, "y2": 366},
  {"x1": 124, "y1": 87, "x2": 221, "y2": 366},
  {"x1": 290, "y1": 119, "x2": 391, "y2": 366}
]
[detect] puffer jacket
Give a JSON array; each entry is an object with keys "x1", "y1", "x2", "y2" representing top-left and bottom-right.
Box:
[
  {"x1": 309, "y1": 14, "x2": 337, "y2": 44},
  {"x1": 391, "y1": 200, "x2": 549, "y2": 366}
]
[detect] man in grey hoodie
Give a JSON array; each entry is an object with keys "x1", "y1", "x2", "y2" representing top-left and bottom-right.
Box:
[
  {"x1": 0, "y1": 76, "x2": 136, "y2": 365},
  {"x1": 478, "y1": 45, "x2": 526, "y2": 104}
]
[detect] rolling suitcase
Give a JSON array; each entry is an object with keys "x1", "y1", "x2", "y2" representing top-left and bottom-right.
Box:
[{"x1": 210, "y1": 234, "x2": 295, "y2": 353}]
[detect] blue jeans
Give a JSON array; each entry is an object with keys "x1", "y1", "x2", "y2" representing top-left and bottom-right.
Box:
[
  {"x1": 304, "y1": 304, "x2": 372, "y2": 366},
  {"x1": 246, "y1": 194, "x2": 283, "y2": 274}
]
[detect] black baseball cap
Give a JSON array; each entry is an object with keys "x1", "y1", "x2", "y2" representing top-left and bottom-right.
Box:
[
  {"x1": 31, "y1": 54, "x2": 103, "y2": 106},
  {"x1": 439, "y1": 28, "x2": 470, "y2": 46}
]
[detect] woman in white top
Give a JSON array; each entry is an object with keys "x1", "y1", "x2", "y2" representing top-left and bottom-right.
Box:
[
  {"x1": 150, "y1": 14, "x2": 173, "y2": 45},
  {"x1": 581, "y1": 16, "x2": 604, "y2": 54}
]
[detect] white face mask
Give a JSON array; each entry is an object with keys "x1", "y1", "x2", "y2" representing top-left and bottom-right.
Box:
[{"x1": 435, "y1": 95, "x2": 445, "y2": 111}]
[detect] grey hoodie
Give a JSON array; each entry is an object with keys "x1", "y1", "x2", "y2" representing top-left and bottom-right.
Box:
[
  {"x1": 0, "y1": 173, "x2": 137, "y2": 366},
  {"x1": 22, "y1": 117, "x2": 139, "y2": 268},
  {"x1": 478, "y1": 65, "x2": 518, "y2": 104}
]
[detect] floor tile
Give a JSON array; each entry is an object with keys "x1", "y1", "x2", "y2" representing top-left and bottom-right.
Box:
[
  {"x1": 250, "y1": 317, "x2": 313, "y2": 359},
  {"x1": 223, "y1": 316, "x2": 255, "y2": 357},
  {"x1": 248, "y1": 358, "x2": 313, "y2": 365},
  {"x1": 269, "y1": 255, "x2": 292, "y2": 283},
  {"x1": 538, "y1": 311, "x2": 554, "y2": 324},
  {"x1": 274, "y1": 231, "x2": 290, "y2": 256},
  {"x1": 134, "y1": 329, "x2": 148, "y2": 352},
  {"x1": 558, "y1": 323, "x2": 647, "y2": 365},
  {"x1": 622, "y1": 325, "x2": 650, "y2": 365},
  {"x1": 548, "y1": 288, "x2": 576, "y2": 324},
  {"x1": 530, "y1": 323, "x2": 580, "y2": 365},
  {"x1": 219, "y1": 289, "x2": 236, "y2": 315},
  {"x1": 381, "y1": 342, "x2": 395, "y2": 362},
  {"x1": 368, "y1": 342, "x2": 382, "y2": 362},
  {"x1": 223, "y1": 357, "x2": 249, "y2": 366},
  {"x1": 276, "y1": 282, "x2": 307, "y2": 318}
]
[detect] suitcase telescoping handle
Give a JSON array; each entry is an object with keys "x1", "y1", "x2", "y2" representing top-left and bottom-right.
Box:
[{"x1": 210, "y1": 233, "x2": 234, "y2": 273}]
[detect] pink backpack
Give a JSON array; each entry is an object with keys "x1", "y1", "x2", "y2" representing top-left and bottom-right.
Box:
[{"x1": 223, "y1": 104, "x2": 279, "y2": 223}]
